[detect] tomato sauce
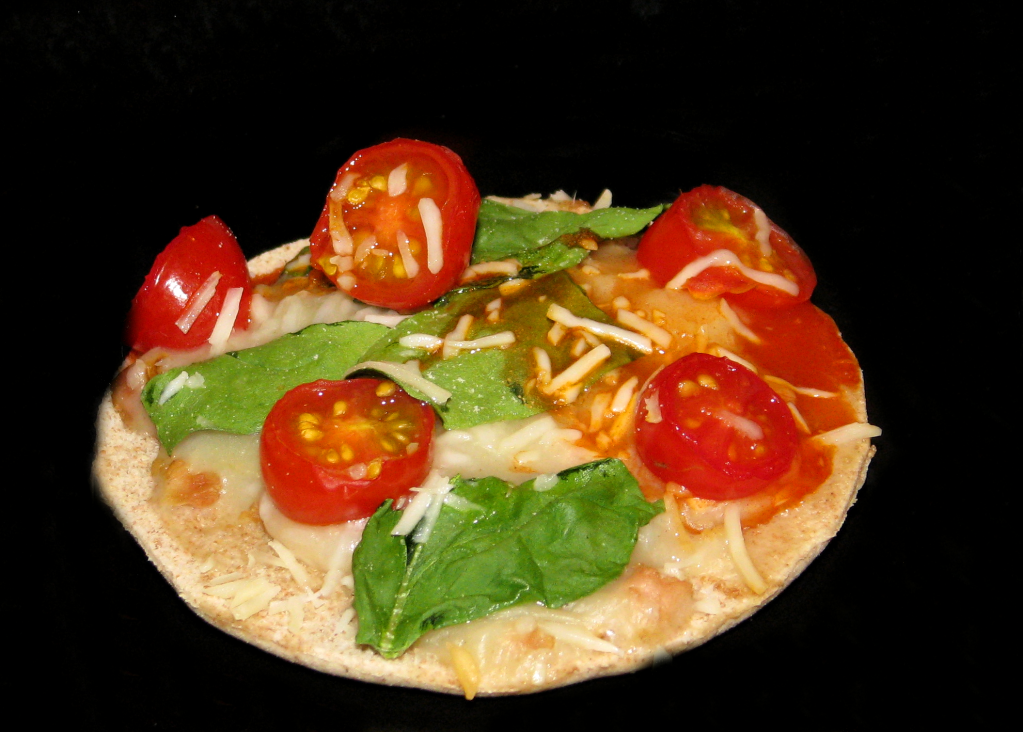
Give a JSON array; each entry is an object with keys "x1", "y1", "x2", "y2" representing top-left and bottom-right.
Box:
[{"x1": 737, "y1": 302, "x2": 862, "y2": 433}]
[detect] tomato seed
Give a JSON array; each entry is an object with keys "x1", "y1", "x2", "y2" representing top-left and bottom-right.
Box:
[
  {"x1": 301, "y1": 428, "x2": 323, "y2": 442},
  {"x1": 697, "y1": 374, "x2": 719, "y2": 390}
]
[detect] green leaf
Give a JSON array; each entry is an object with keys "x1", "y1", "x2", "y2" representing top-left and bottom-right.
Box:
[
  {"x1": 353, "y1": 459, "x2": 662, "y2": 658},
  {"x1": 142, "y1": 321, "x2": 390, "y2": 452},
  {"x1": 471, "y1": 199, "x2": 664, "y2": 273},
  {"x1": 357, "y1": 271, "x2": 641, "y2": 430}
]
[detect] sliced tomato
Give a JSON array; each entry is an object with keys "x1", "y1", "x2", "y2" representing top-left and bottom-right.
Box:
[
  {"x1": 634, "y1": 353, "x2": 798, "y2": 500},
  {"x1": 126, "y1": 215, "x2": 252, "y2": 353},
  {"x1": 309, "y1": 138, "x2": 480, "y2": 311},
  {"x1": 637, "y1": 185, "x2": 816, "y2": 308},
  {"x1": 260, "y1": 378, "x2": 435, "y2": 525}
]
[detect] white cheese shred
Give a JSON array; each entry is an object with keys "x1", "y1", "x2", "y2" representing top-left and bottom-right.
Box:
[
  {"x1": 752, "y1": 205, "x2": 773, "y2": 256},
  {"x1": 592, "y1": 189, "x2": 613, "y2": 209},
  {"x1": 718, "y1": 299, "x2": 762, "y2": 344},
  {"x1": 544, "y1": 344, "x2": 612, "y2": 394},
  {"x1": 158, "y1": 370, "x2": 190, "y2": 405},
  {"x1": 398, "y1": 333, "x2": 444, "y2": 351},
  {"x1": 419, "y1": 197, "x2": 444, "y2": 274},
  {"x1": 813, "y1": 422, "x2": 882, "y2": 445},
  {"x1": 396, "y1": 230, "x2": 420, "y2": 278},
  {"x1": 208, "y1": 287, "x2": 244, "y2": 349},
  {"x1": 344, "y1": 360, "x2": 452, "y2": 404},
  {"x1": 666, "y1": 249, "x2": 799, "y2": 296},
  {"x1": 268, "y1": 539, "x2": 311, "y2": 589},
  {"x1": 547, "y1": 303, "x2": 653, "y2": 354},
  {"x1": 709, "y1": 346, "x2": 758, "y2": 373},
  {"x1": 176, "y1": 271, "x2": 221, "y2": 333},
  {"x1": 536, "y1": 620, "x2": 622, "y2": 654},
  {"x1": 615, "y1": 309, "x2": 672, "y2": 349},
  {"x1": 387, "y1": 163, "x2": 408, "y2": 196},
  {"x1": 724, "y1": 503, "x2": 767, "y2": 594}
]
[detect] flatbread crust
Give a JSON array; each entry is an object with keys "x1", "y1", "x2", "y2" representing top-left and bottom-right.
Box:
[{"x1": 93, "y1": 236, "x2": 875, "y2": 696}]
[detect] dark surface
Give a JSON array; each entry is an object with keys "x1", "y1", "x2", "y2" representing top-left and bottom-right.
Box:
[{"x1": 8, "y1": 1, "x2": 1011, "y2": 729}]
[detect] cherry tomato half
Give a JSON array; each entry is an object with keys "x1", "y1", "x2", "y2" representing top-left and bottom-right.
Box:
[
  {"x1": 126, "y1": 215, "x2": 252, "y2": 353},
  {"x1": 634, "y1": 353, "x2": 798, "y2": 500},
  {"x1": 260, "y1": 378, "x2": 435, "y2": 525},
  {"x1": 309, "y1": 139, "x2": 480, "y2": 311},
  {"x1": 637, "y1": 185, "x2": 816, "y2": 309}
]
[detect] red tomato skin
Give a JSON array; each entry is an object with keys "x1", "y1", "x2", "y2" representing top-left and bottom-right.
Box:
[
  {"x1": 309, "y1": 138, "x2": 480, "y2": 311},
  {"x1": 126, "y1": 216, "x2": 252, "y2": 353},
  {"x1": 634, "y1": 353, "x2": 798, "y2": 500},
  {"x1": 260, "y1": 379, "x2": 435, "y2": 525},
  {"x1": 636, "y1": 185, "x2": 816, "y2": 309}
]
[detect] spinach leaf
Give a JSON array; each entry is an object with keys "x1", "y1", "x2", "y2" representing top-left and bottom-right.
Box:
[
  {"x1": 356, "y1": 272, "x2": 641, "y2": 430},
  {"x1": 471, "y1": 199, "x2": 664, "y2": 276},
  {"x1": 353, "y1": 459, "x2": 662, "y2": 658},
  {"x1": 142, "y1": 321, "x2": 389, "y2": 452}
]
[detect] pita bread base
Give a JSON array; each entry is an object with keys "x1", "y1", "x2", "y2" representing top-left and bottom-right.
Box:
[{"x1": 93, "y1": 235, "x2": 875, "y2": 696}]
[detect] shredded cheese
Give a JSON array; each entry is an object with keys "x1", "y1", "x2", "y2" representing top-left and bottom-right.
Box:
[
  {"x1": 709, "y1": 345, "x2": 758, "y2": 373},
  {"x1": 751, "y1": 205, "x2": 773, "y2": 256},
  {"x1": 764, "y1": 374, "x2": 839, "y2": 399},
  {"x1": 666, "y1": 249, "x2": 799, "y2": 296},
  {"x1": 536, "y1": 620, "x2": 622, "y2": 654},
  {"x1": 387, "y1": 163, "x2": 408, "y2": 196},
  {"x1": 208, "y1": 287, "x2": 244, "y2": 349},
  {"x1": 344, "y1": 360, "x2": 452, "y2": 404},
  {"x1": 813, "y1": 422, "x2": 882, "y2": 445},
  {"x1": 544, "y1": 344, "x2": 611, "y2": 394},
  {"x1": 396, "y1": 230, "x2": 420, "y2": 278},
  {"x1": 268, "y1": 540, "x2": 311, "y2": 589},
  {"x1": 615, "y1": 309, "x2": 672, "y2": 349},
  {"x1": 546, "y1": 303, "x2": 653, "y2": 354},
  {"x1": 718, "y1": 299, "x2": 762, "y2": 344},
  {"x1": 460, "y1": 260, "x2": 521, "y2": 283},
  {"x1": 723, "y1": 503, "x2": 767, "y2": 594},
  {"x1": 419, "y1": 197, "x2": 444, "y2": 273},
  {"x1": 398, "y1": 333, "x2": 444, "y2": 351},
  {"x1": 158, "y1": 370, "x2": 191, "y2": 405},
  {"x1": 176, "y1": 271, "x2": 221, "y2": 333}
]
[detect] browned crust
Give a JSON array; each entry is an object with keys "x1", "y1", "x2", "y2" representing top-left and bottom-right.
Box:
[{"x1": 92, "y1": 238, "x2": 876, "y2": 696}]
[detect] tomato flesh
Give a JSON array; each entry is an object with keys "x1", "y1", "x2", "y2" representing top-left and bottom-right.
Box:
[
  {"x1": 634, "y1": 353, "x2": 798, "y2": 500},
  {"x1": 126, "y1": 215, "x2": 252, "y2": 353},
  {"x1": 260, "y1": 378, "x2": 435, "y2": 525},
  {"x1": 636, "y1": 185, "x2": 816, "y2": 309},
  {"x1": 309, "y1": 139, "x2": 480, "y2": 310}
]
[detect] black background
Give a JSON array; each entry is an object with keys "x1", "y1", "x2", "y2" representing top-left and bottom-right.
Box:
[{"x1": 7, "y1": 1, "x2": 1012, "y2": 729}]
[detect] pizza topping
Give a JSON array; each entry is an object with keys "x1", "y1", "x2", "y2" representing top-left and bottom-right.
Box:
[
  {"x1": 723, "y1": 502, "x2": 767, "y2": 593},
  {"x1": 636, "y1": 185, "x2": 816, "y2": 309},
  {"x1": 110, "y1": 175, "x2": 877, "y2": 685},
  {"x1": 175, "y1": 271, "x2": 222, "y2": 333},
  {"x1": 309, "y1": 139, "x2": 481, "y2": 310},
  {"x1": 634, "y1": 353, "x2": 799, "y2": 500},
  {"x1": 208, "y1": 286, "x2": 245, "y2": 348},
  {"x1": 813, "y1": 422, "x2": 883, "y2": 445},
  {"x1": 665, "y1": 249, "x2": 799, "y2": 296},
  {"x1": 260, "y1": 378, "x2": 435, "y2": 525},
  {"x1": 547, "y1": 303, "x2": 654, "y2": 354},
  {"x1": 352, "y1": 459, "x2": 661, "y2": 658},
  {"x1": 126, "y1": 215, "x2": 253, "y2": 353}
]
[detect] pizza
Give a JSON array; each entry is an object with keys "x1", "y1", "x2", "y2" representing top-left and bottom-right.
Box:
[{"x1": 93, "y1": 138, "x2": 879, "y2": 697}]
